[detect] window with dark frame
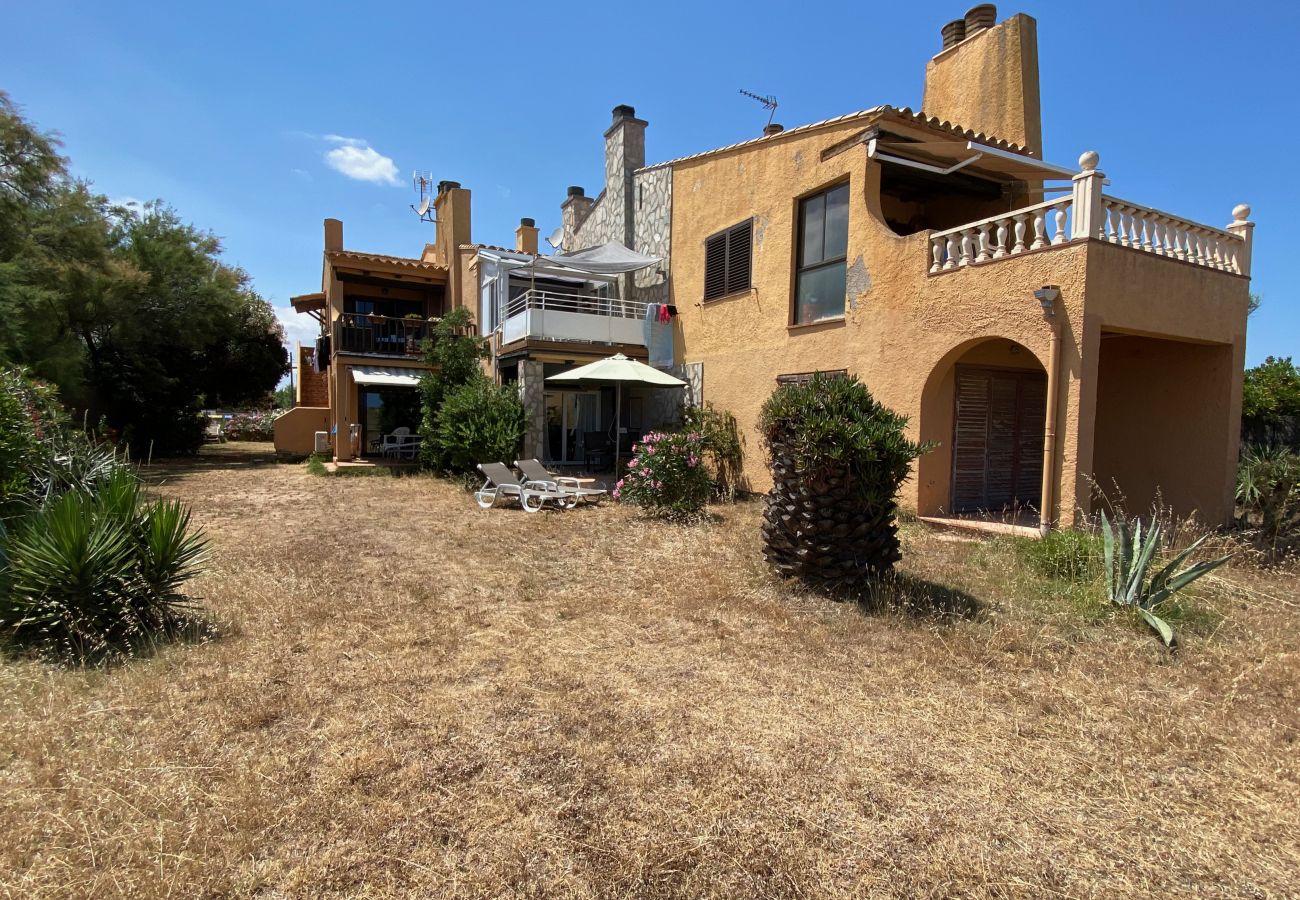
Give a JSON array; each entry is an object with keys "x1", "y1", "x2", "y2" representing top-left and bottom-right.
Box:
[
  {"x1": 703, "y1": 219, "x2": 753, "y2": 301},
  {"x1": 794, "y1": 182, "x2": 850, "y2": 325}
]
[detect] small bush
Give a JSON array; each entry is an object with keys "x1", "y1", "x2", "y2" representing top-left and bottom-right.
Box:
[
  {"x1": 614, "y1": 429, "x2": 712, "y2": 521},
  {"x1": 1236, "y1": 444, "x2": 1300, "y2": 559},
  {"x1": 435, "y1": 377, "x2": 525, "y2": 473},
  {"x1": 680, "y1": 404, "x2": 744, "y2": 500},
  {"x1": 0, "y1": 368, "x2": 64, "y2": 510},
  {"x1": 223, "y1": 411, "x2": 277, "y2": 441},
  {"x1": 305, "y1": 453, "x2": 329, "y2": 477},
  {"x1": 1017, "y1": 528, "x2": 1103, "y2": 582}
]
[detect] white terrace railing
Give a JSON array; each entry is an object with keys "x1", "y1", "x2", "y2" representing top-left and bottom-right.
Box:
[
  {"x1": 929, "y1": 151, "x2": 1254, "y2": 276},
  {"x1": 502, "y1": 289, "x2": 650, "y2": 347},
  {"x1": 505, "y1": 289, "x2": 648, "y2": 320}
]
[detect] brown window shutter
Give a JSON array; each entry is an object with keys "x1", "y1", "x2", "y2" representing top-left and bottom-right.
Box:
[
  {"x1": 725, "y1": 222, "x2": 752, "y2": 295},
  {"x1": 704, "y1": 233, "x2": 727, "y2": 300}
]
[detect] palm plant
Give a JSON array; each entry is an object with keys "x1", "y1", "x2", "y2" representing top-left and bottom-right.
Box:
[
  {"x1": 759, "y1": 374, "x2": 929, "y2": 588},
  {"x1": 1100, "y1": 511, "x2": 1232, "y2": 648}
]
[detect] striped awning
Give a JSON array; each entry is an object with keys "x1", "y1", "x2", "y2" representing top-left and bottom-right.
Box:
[{"x1": 350, "y1": 366, "x2": 422, "y2": 387}]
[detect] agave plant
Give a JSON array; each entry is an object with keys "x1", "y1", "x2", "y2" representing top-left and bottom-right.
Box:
[{"x1": 1100, "y1": 511, "x2": 1232, "y2": 648}]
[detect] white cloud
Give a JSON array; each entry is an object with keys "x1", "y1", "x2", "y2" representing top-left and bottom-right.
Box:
[
  {"x1": 322, "y1": 135, "x2": 399, "y2": 186},
  {"x1": 275, "y1": 305, "x2": 321, "y2": 352},
  {"x1": 290, "y1": 167, "x2": 312, "y2": 182}
]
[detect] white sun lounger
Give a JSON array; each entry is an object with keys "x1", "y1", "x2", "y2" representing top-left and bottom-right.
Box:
[
  {"x1": 514, "y1": 458, "x2": 607, "y2": 505},
  {"x1": 474, "y1": 462, "x2": 572, "y2": 513}
]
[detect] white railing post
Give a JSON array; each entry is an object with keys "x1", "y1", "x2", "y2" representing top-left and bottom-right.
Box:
[
  {"x1": 1071, "y1": 150, "x2": 1105, "y2": 240},
  {"x1": 1226, "y1": 204, "x2": 1253, "y2": 277}
]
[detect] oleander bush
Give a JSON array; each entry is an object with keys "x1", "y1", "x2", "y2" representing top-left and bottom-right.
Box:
[
  {"x1": 680, "y1": 404, "x2": 744, "y2": 500},
  {"x1": 614, "y1": 429, "x2": 712, "y2": 521},
  {"x1": 223, "y1": 411, "x2": 277, "y2": 441}
]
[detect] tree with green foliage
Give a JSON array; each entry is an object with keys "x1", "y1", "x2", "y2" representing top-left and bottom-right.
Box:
[
  {"x1": 1242, "y1": 356, "x2": 1300, "y2": 448},
  {"x1": 759, "y1": 373, "x2": 929, "y2": 588},
  {"x1": 0, "y1": 93, "x2": 287, "y2": 456},
  {"x1": 417, "y1": 306, "x2": 489, "y2": 468},
  {"x1": 435, "y1": 378, "x2": 525, "y2": 472}
]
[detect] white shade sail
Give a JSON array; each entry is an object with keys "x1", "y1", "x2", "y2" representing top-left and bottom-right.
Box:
[
  {"x1": 546, "y1": 353, "x2": 686, "y2": 387},
  {"x1": 350, "y1": 366, "x2": 422, "y2": 387}
]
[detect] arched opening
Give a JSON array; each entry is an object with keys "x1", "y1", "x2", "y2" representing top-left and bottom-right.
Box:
[{"x1": 918, "y1": 338, "x2": 1048, "y2": 520}]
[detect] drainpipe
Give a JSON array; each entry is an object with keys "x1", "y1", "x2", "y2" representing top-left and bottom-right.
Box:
[{"x1": 1037, "y1": 287, "x2": 1062, "y2": 536}]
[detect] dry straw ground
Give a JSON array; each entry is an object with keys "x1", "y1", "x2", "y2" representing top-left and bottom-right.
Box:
[{"x1": 1, "y1": 444, "x2": 1297, "y2": 898}]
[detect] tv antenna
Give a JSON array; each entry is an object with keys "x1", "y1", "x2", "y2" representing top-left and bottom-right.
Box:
[
  {"x1": 411, "y1": 171, "x2": 436, "y2": 223},
  {"x1": 739, "y1": 89, "x2": 778, "y2": 126}
]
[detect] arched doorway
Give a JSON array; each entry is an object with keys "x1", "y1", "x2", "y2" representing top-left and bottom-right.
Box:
[{"x1": 918, "y1": 338, "x2": 1048, "y2": 518}]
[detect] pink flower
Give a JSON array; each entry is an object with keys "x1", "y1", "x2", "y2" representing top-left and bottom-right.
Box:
[
  {"x1": 646, "y1": 446, "x2": 655, "y2": 455},
  {"x1": 654, "y1": 480, "x2": 663, "y2": 490},
  {"x1": 628, "y1": 459, "x2": 637, "y2": 469},
  {"x1": 687, "y1": 456, "x2": 699, "y2": 467},
  {"x1": 640, "y1": 468, "x2": 650, "y2": 477}
]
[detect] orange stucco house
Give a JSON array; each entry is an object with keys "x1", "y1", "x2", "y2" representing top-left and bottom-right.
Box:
[{"x1": 542, "y1": 4, "x2": 1253, "y2": 529}]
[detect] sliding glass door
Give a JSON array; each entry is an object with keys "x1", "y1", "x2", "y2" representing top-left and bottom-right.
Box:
[{"x1": 543, "y1": 391, "x2": 601, "y2": 465}]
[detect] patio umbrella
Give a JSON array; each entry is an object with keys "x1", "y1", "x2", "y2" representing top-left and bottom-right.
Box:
[{"x1": 546, "y1": 353, "x2": 687, "y2": 472}]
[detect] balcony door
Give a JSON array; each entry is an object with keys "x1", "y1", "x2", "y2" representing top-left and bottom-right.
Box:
[{"x1": 544, "y1": 391, "x2": 601, "y2": 466}]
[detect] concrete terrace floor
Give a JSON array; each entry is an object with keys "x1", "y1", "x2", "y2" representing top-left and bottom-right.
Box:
[{"x1": 1, "y1": 444, "x2": 1297, "y2": 898}]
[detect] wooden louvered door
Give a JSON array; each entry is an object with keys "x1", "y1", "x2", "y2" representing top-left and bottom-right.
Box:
[{"x1": 951, "y1": 366, "x2": 1047, "y2": 513}]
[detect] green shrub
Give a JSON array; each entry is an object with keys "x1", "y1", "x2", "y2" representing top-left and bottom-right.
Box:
[
  {"x1": 1236, "y1": 444, "x2": 1300, "y2": 558},
  {"x1": 615, "y1": 429, "x2": 712, "y2": 521},
  {"x1": 0, "y1": 368, "x2": 64, "y2": 510},
  {"x1": 418, "y1": 307, "x2": 489, "y2": 469},
  {"x1": 759, "y1": 373, "x2": 929, "y2": 586},
  {"x1": 305, "y1": 453, "x2": 329, "y2": 476},
  {"x1": 1018, "y1": 528, "x2": 1104, "y2": 582},
  {"x1": 680, "y1": 404, "x2": 744, "y2": 500},
  {"x1": 434, "y1": 377, "x2": 525, "y2": 473},
  {"x1": 223, "y1": 411, "x2": 277, "y2": 441},
  {"x1": 0, "y1": 466, "x2": 209, "y2": 661}
]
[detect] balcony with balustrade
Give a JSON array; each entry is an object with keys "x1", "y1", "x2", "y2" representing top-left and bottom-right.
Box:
[
  {"x1": 926, "y1": 151, "x2": 1253, "y2": 281},
  {"x1": 501, "y1": 289, "x2": 649, "y2": 348}
]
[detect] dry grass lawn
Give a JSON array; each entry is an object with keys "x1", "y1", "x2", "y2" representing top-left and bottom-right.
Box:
[{"x1": 1, "y1": 443, "x2": 1297, "y2": 898}]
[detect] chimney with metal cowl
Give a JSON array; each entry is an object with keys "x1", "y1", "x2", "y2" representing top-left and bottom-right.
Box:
[
  {"x1": 964, "y1": 4, "x2": 996, "y2": 35},
  {"x1": 924, "y1": 6, "x2": 1040, "y2": 155},
  {"x1": 941, "y1": 19, "x2": 966, "y2": 49}
]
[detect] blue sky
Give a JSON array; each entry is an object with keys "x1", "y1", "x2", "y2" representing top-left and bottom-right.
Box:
[{"x1": 3, "y1": 1, "x2": 1294, "y2": 367}]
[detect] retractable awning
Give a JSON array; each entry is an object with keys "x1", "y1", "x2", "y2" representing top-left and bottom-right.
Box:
[
  {"x1": 350, "y1": 366, "x2": 422, "y2": 387},
  {"x1": 869, "y1": 139, "x2": 1076, "y2": 181},
  {"x1": 477, "y1": 241, "x2": 661, "y2": 281}
]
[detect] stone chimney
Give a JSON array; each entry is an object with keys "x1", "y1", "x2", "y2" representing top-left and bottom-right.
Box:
[
  {"x1": 432, "y1": 181, "x2": 471, "y2": 262},
  {"x1": 560, "y1": 185, "x2": 594, "y2": 244},
  {"x1": 515, "y1": 217, "x2": 539, "y2": 255},
  {"x1": 922, "y1": 6, "x2": 1042, "y2": 156},
  {"x1": 324, "y1": 218, "x2": 343, "y2": 252},
  {"x1": 605, "y1": 104, "x2": 647, "y2": 246}
]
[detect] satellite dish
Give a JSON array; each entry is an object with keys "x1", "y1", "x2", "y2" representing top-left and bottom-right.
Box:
[
  {"x1": 416, "y1": 196, "x2": 431, "y2": 217},
  {"x1": 545, "y1": 227, "x2": 564, "y2": 251}
]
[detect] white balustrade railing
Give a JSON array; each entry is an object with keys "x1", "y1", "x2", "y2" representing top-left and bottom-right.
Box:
[
  {"x1": 505, "y1": 289, "x2": 647, "y2": 320},
  {"x1": 928, "y1": 151, "x2": 1254, "y2": 277},
  {"x1": 929, "y1": 197, "x2": 1073, "y2": 272},
  {"x1": 1095, "y1": 196, "x2": 1243, "y2": 273}
]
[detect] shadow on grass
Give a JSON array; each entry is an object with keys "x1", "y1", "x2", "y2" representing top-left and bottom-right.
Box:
[
  {"x1": 789, "y1": 571, "x2": 982, "y2": 621},
  {"x1": 1, "y1": 612, "x2": 221, "y2": 669},
  {"x1": 857, "y1": 571, "x2": 982, "y2": 620}
]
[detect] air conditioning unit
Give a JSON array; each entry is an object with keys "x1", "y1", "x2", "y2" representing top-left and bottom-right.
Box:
[{"x1": 314, "y1": 431, "x2": 330, "y2": 454}]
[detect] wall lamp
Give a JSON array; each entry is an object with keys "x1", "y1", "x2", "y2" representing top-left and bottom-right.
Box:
[{"x1": 1034, "y1": 285, "x2": 1061, "y2": 318}]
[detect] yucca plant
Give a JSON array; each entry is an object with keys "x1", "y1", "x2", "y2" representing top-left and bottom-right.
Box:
[
  {"x1": 759, "y1": 374, "x2": 929, "y2": 588},
  {"x1": 0, "y1": 466, "x2": 209, "y2": 661},
  {"x1": 1100, "y1": 511, "x2": 1232, "y2": 648}
]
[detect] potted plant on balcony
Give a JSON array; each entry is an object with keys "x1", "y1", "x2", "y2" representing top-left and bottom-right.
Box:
[{"x1": 404, "y1": 314, "x2": 423, "y2": 354}]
